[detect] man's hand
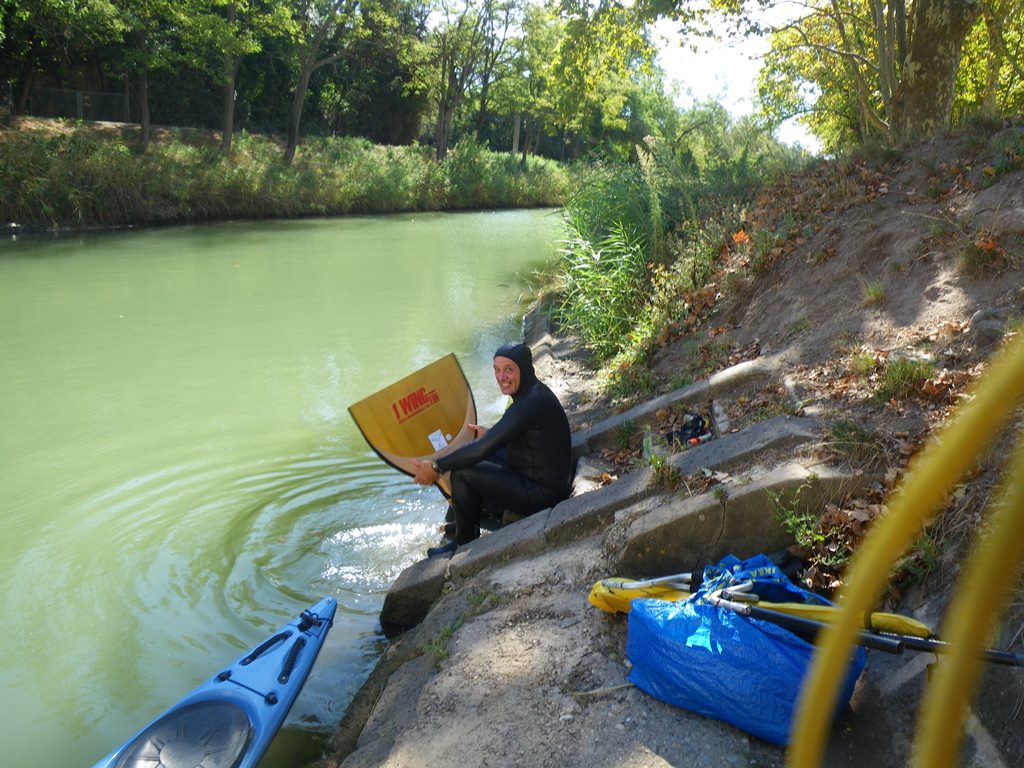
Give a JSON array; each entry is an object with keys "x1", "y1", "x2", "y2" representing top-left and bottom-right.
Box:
[
  {"x1": 413, "y1": 458, "x2": 439, "y2": 485},
  {"x1": 469, "y1": 423, "x2": 489, "y2": 439}
]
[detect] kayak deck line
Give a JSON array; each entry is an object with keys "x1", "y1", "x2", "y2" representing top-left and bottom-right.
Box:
[
  {"x1": 239, "y1": 630, "x2": 293, "y2": 666},
  {"x1": 92, "y1": 597, "x2": 337, "y2": 768}
]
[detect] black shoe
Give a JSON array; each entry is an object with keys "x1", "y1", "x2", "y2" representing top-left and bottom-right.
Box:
[{"x1": 426, "y1": 540, "x2": 457, "y2": 558}]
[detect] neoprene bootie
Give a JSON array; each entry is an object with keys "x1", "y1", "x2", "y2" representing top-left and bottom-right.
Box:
[{"x1": 426, "y1": 540, "x2": 457, "y2": 558}]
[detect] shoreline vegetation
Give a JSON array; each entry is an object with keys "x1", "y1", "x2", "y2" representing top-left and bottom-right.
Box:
[{"x1": 0, "y1": 118, "x2": 570, "y2": 232}]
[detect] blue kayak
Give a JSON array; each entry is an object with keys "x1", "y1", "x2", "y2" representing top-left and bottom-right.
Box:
[{"x1": 93, "y1": 597, "x2": 337, "y2": 768}]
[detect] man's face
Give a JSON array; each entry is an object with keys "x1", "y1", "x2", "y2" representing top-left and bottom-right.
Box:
[{"x1": 493, "y1": 356, "x2": 521, "y2": 396}]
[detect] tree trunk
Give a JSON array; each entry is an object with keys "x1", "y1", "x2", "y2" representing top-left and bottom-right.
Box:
[
  {"x1": 220, "y1": 3, "x2": 238, "y2": 154},
  {"x1": 892, "y1": 0, "x2": 980, "y2": 143},
  {"x1": 511, "y1": 111, "x2": 521, "y2": 155},
  {"x1": 981, "y1": 13, "x2": 1003, "y2": 115},
  {"x1": 138, "y1": 67, "x2": 151, "y2": 153},
  {"x1": 474, "y1": 79, "x2": 492, "y2": 140},
  {"x1": 436, "y1": 103, "x2": 455, "y2": 160},
  {"x1": 284, "y1": 66, "x2": 313, "y2": 165},
  {"x1": 221, "y1": 59, "x2": 239, "y2": 154},
  {"x1": 16, "y1": 40, "x2": 37, "y2": 114}
]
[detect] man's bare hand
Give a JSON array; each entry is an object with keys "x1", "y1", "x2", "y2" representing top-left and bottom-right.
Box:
[{"x1": 412, "y1": 459, "x2": 439, "y2": 485}]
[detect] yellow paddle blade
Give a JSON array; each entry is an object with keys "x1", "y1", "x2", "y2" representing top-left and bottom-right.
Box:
[
  {"x1": 756, "y1": 603, "x2": 934, "y2": 639},
  {"x1": 588, "y1": 580, "x2": 934, "y2": 639},
  {"x1": 349, "y1": 353, "x2": 476, "y2": 497},
  {"x1": 588, "y1": 579, "x2": 692, "y2": 614}
]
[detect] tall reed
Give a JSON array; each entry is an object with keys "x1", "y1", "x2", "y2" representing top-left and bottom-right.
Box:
[{"x1": 553, "y1": 123, "x2": 806, "y2": 372}]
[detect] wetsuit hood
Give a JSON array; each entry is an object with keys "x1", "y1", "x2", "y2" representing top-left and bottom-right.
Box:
[{"x1": 494, "y1": 342, "x2": 535, "y2": 397}]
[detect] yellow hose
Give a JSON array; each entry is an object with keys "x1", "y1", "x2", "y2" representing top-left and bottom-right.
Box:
[
  {"x1": 912, "y1": 437, "x2": 1024, "y2": 767},
  {"x1": 787, "y1": 333, "x2": 1024, "y2": 768}
]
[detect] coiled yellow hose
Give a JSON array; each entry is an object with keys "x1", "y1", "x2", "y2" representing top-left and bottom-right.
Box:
[
  {"x1": 787, "y1": 333, "x2": 1024, "y2": 767},
  {"x1": 912, "y1": 438, "x2": 1024, "y2": 767}
]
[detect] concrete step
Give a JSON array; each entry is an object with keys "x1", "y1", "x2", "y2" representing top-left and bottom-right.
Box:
[{"x1": 380, "y1": 404, "x2": 833, "y2": 634}]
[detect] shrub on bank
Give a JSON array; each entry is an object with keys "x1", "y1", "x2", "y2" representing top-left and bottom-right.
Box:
[{"x1": 0, "y1": 121, "x2": 570, "y2": 228}]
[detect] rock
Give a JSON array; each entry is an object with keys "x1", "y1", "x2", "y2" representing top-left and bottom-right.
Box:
[{"x1": 968, "y1": 309, "x2": 1005, "y2": 348}]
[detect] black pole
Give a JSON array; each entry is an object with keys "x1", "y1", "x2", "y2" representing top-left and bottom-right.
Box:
[
  {"x1": 745, "y1": 605, "x2": 906, "y2": 655},
  {"x1": 743, "y1": 605, "x2": 1024, "y2": 667},
  {"x1": 883, "y1": 633, "x2": 1024, "y2": 668}
]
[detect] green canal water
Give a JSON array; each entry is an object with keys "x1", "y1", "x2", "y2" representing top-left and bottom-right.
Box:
[{"x1": 0, "y1": 209, "x2": 564, "y2": 767}]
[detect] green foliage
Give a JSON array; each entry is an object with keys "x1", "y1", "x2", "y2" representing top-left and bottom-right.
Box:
[
  {"x1": 892, "y1": 531, "x2": 941, "y2": 589},
  {"x1": 987, "y1": 127, "x2": 1024, "y2": 177},
  {"x1": 0, "y1": 123, "x2": 569, "y2": 227},
  {"x1": 642, "y1": 429, "x2": 681, "y2": 489},
  {"x1": 757, "y1": 0, "x2": 1021, "y2": 149},
  {"x1": 554, "y1": 221, "x2": 651, "y2": 361},
  {"x1": 875, "y1": 357, "x2": 936, "y2": 402},
  {"x1": 770, "y1": 475, "x2": 853, "y2": 570},
  {"x1": 560, "y1": 161, "x2": 652, "y2": 246},
  {"x1": 850, "y1": 350, "x2": 880, "y2": 379},
  {"x1": 421, "y1": 621, "x2": 458, "y2": 666},
  {"x1": 750, "y1": 211, "x2": 799, "y2": 273},
  {"x1": 785, "y1": 316, "x2": 811, "y2": 339},
  {"x1": 554, "y1": 106, "x2": 803, "y2": 369},
  {"x1": 825, "y1": 419, "x2": 883, "y2": 464},
  {"x1": 604, "y1": 350, "x2": 659, "y2": 403},
  {"x1": 861, "y1": 280, "x2": 887, "y2": 306},
  {"x1": 615, "y1": 419, "x2": 637, "y2": 450},
  {"x1": 419, "y1": 589, "x2": 499, "y2": 668},
  {"x1": 958, "y1": 236, "x2": 1003, "y2": 276}
]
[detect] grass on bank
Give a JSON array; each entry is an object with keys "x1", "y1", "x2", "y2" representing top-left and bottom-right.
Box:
[
  {"x1": 0, "y1": 121, "x2": 570, "y2": 228},
  {"x1": 551, "y1": 122, "x2": 1023, "y2": 590}
]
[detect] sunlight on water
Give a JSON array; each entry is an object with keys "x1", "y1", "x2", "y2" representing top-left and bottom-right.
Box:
[{"x1": 0, "y1": 209, "x2": 562, "y2": 768}]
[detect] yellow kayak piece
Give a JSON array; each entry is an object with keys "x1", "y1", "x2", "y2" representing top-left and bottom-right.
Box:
[
  {"x1": 589, "y1": 578, "x2": 934, "y2": 639},
  {"x1": 588, "y1": 579, "x2": 691, "y2": 614}
]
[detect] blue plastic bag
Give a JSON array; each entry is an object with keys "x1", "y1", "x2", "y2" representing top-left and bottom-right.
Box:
[{"x1": 626, "y1": 554, "x2": 866, "y2": 745}]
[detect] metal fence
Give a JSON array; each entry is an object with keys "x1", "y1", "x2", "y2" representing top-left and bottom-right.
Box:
[{"x1": 29, "y1": 87, "x2": 129, "y2": 123}]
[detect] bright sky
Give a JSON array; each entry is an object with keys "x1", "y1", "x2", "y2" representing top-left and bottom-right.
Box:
[{"x1": 653, "y1": 16, "x2": 821, "y2": 153}]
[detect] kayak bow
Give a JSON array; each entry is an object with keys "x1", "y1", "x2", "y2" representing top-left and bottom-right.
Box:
[{"x1": 92, "y1": 597, "x2": 337, "y2": 768}]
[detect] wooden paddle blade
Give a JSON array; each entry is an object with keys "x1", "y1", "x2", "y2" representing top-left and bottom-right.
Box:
[{"x1": 348, "y1": 353, "x2": 477, "y2": 497}]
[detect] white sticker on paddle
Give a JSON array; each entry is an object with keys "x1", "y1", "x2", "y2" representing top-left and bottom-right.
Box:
[{"x1": 427, "y1": 429, "x2": 448, "y2": 452}]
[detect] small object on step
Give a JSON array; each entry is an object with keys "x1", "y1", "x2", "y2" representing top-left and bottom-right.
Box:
[{"x1": 666, "y1": 412, "x2": 712, "y2": 447}]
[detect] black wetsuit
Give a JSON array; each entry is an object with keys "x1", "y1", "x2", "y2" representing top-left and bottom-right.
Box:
[{"x1": 434, "y1": 347, "x2": 573, "y2": 545}]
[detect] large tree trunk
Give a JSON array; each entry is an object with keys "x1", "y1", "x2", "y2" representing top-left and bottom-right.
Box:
[
  {"x1": 892, "y1": 0, "x2": 980, "y2": 144},
  {"x1": 981, "y1": 13, "x2": 1003, "y2": 115},
  {"x1": 284, "y1": 67, "x2": 313, "y2": 165},
  {"x1": 436, "y1": 102, "x2": 455, "y2": 160},
  {"x1": 511, "y1": 111, "x2": 520, "y2": 155}
]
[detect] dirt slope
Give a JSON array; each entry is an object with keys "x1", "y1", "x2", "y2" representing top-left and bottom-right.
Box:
[{"x1": 319, "y1": 127, "x2": 1024, "y2": 768}]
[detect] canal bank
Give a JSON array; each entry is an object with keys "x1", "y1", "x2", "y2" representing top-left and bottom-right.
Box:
[{"x1": 310, "y1": 299, "x2": 1024, "y2": 767}]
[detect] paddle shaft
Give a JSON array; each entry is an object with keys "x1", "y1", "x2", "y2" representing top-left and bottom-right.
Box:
[
  {"x1": 745, "y1": 605, "x2": 905, "y2": 655},
  {"x1": 743, "y1": 605, "x2": 1024, "y2": 667}
]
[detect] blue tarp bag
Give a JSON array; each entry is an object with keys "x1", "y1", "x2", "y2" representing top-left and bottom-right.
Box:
[{"x1": 626, "y1": 554, "x2": 867, "y2": 745}]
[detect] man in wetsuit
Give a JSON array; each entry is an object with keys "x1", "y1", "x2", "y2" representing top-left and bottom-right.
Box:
[{"x1": 412, "y1": 342, "x2": 573, "y2": 557}]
